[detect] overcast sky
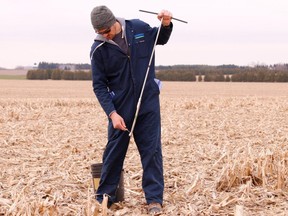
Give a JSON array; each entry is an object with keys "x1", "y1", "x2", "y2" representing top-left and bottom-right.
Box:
[{"x1": 0, "y1": 0, "x2": 287, "y2": 69}]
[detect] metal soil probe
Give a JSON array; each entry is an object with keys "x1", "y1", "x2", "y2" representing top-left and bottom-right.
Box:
[
  {"x1": 129, "y1": 18, "x2": 162, "y2": 137},
  {"x1": 129, "y1": 11, "x2": 188, "y2": 137}
]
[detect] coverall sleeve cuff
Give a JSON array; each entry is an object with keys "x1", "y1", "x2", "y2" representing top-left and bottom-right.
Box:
[
  {"x1": 162, "y1": 22, "x2": 173, "y2": 28},
  {"x1": 108, "y1": 110, "x2": 116, "y2": 118}
]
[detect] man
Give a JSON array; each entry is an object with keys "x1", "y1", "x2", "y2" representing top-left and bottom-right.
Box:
[{"x1": 90, "y1": 5, "x2": 173, "y2": 214}]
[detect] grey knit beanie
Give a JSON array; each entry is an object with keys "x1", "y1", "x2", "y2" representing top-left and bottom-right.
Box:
[{"x1": 91, "y1": 5, "x2": 116, "y2": 31}]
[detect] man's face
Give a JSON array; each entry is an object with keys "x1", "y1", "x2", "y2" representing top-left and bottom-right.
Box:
[{"x1": 96, "y1": 23, "x2": 115, "y2": 40}]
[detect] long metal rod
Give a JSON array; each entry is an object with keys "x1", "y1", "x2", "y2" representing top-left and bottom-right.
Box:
[
  {"x1": 129, "y1": 19, "x2": 163, "y2": 137},
  {"x1": 139, "y1": 9, "x2": 188, "y2": 24}
]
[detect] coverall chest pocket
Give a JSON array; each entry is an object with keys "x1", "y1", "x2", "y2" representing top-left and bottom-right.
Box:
[{"x1": 134, "y1": 33, "x2": 149, "y2": 58}]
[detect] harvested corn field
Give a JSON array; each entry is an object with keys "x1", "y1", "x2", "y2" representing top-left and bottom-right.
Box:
[{"x1": 0, "y1": 80, "x2": 288, "y2": 215}]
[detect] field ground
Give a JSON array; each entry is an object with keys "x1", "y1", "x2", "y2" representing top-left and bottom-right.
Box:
[
  {"x1": 0, "y1": 75, "x2": 26, "y2": 80},
  {"x1": 0, "y1": 80, "x2": 287, "y2": 215},
  {"x1": 0, "y1": 70, "x2": 27, "y2": 76},
  {"x1": 0, "y1": 70, "x2": 27, "y2": 80}
]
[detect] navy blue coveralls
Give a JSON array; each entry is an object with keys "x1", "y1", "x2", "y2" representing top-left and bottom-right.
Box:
[{"x1": 90, "y1": 17, "x2": 173, "y2": 206}]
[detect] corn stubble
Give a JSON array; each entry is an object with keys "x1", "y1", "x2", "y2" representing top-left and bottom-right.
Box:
[{"x1": 0, "y1": 81, "x2": 287, "y2": 215}]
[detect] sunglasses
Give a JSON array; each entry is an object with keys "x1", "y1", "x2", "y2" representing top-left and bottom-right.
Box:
[{"x1": 97, "y1": 28, "x2": 111, "y2": 35}]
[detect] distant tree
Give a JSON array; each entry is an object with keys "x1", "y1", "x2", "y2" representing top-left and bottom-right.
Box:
[
  {"x1": 204, "y1": 72, "x2": 225, "y2": 82},
  {"x1": 225, "y1": 75, "x2": 231, "y2": 82},
  {"x1": 51, "y1": 70, "x2": 63, "y2": 80},
  {"x1": 38, "y1": 62, "x2": 59, "y2": 70},
  {"x1": 156, "y1": 70, "x2": 196, "y2": 81},
  {"x1": 26, "y1": 69, "x2": 48, "y2": 80},
  {"x1": 74, "y1": 71, "x2": 92, "y2": 80},
  {"x1": 75, "y1": 63, "x2": 91, "y2": 70},
  {"x1": 275, "y1": 71, "x2": 288, "y2": 82},
  {"x1": 62, "y1": 71, "x2": 74, "y2": 80}
]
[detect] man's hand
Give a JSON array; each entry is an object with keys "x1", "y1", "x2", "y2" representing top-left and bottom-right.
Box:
[
  {"x1": 110, "y1": 112, "x2": 128, "y2": 131},
  {"x1": 157, "y1": 10, "x2": 173, "y2": 27}
]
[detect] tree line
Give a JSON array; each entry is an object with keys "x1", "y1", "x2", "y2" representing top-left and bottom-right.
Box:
[
  {"x1": 27, "y1": 63, "x2": 288, "y2": 82},
  {"x1": 156, "y1": 64, "x2": 288, "y2": 82},
  {"x1": 27, "y1": 69, "x2": 91, "y2": 80},
  {"x1": 37, "y1": 62, "x2": 91, "y2": 70}
]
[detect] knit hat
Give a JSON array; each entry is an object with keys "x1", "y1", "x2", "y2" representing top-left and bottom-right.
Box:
[{"x1": 91, "y1": 5, "x2": 116, "y2": 31}]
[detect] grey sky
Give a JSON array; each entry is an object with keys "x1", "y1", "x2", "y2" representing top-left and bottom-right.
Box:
[{"x1": 0, "y1": 0, "x2": 287, "y2": 69}]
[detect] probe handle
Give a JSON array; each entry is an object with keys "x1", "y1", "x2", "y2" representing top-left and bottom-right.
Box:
[{"x1": 139, "y1": 9, "x2": 188, "y2": 24}]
